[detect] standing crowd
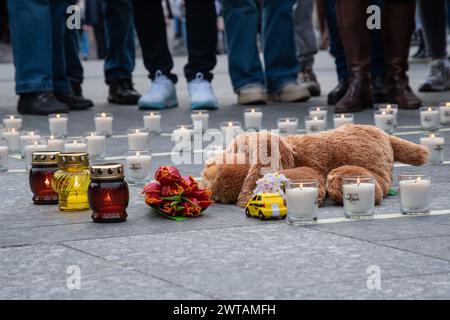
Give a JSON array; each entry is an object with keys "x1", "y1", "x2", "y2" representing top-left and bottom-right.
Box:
[{"x1": 4, "y1": 0, "x2": 450, "y2": 115}]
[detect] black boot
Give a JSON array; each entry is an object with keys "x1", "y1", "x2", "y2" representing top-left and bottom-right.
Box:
[
  {"x1": 18, "y1": 92, "x2": 69, "y2": 115},
  {"x1": 108, "y1": 78, "x2": 141, "y2": 105},
  {"x1": 372, "y1": 75, "x2": 389, "y2": 103},
  {"x1": 55, "y1": 91, "x2": 94, "y2": 111},
  {"x1": 327, "y1": 78, "x2": 349, "y2": 105}
]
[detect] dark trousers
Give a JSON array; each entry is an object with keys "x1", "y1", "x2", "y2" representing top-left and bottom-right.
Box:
[
  {"x1": 418, "y1": 0, "x2": 447, "y2": 59},
  {"x1": 324, "y1": 0, "x2": 385, "y2": 80},
  {"x1": 133, "y1": 0, "x2": 217, "y2": 83}
]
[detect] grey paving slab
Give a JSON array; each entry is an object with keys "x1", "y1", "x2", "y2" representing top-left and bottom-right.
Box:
[
  {"x1": 63, "y1": 224, "x2": 450, "y2": 299},
  {"x1": 0, "y1": 244, "x2": 208, "y2": 300}
]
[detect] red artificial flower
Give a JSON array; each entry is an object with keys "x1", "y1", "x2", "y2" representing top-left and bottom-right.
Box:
[
  {"x1": 180, "y1": 202, "x2": 202, "y2": 217},
  {"x1": 180, "y1": 176, "x2": 199, "y2": 195},
  {"x1": 161, "y1": 184, "x2": 184, "y2": 197},
  {"x1": 159, "y1": 201, "x2": 177, "y2": 216},
  {"x1": 155, "y1": 166, "x2": 182, "y2": 185},
  {"x1": 142, "y1": 182, "x2": 164, "y2": 206}
]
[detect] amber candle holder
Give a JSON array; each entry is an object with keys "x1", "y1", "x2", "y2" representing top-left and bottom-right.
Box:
[
  {"x1": 88, "y1": 163, "x2": 129, "y2": 223},
  {"x1": 29, "y1": 151, "x2": 60, "y2": 205}
]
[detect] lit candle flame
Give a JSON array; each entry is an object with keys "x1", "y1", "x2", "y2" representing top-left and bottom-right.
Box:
[
  {"x1": 417, "y1": 176, "x2": 421, "y2": 182},
  {"x1": 33, "y1": 141, "x2": 38, "y2": 147},
  {"x1": 9, "y1": 115, "x2": 14, "y2": 120},
  {"x1": 313, "y1": 116, "x2": 318, "y2": 121},
  {"x1": 30, "y1": 131, "x2": 34, "y2": 136},
  {"x1": 300, "y1": 183, "x2": 303, "y2": 190},
  {"x1": 150, "y1": 112, "x2": 154, "y2": 117},
  {"x1": 446, "y1": 102, "x2": 450, "y2": 107},
  {"x1": 386, "y1": 104, "x2": 391, "y2": 110},
  {"x1": 44, "y1": 177, "x2": 50, "y2": 187},
  {"x1": 251, "y1": 108, "x2": 255, "y2": 113},
  {"x1": 286, "y1": 119, "x2": 290, "y2": 123},
  {"x1": 341, "y1": 114, "x2": 345, "y2": 118},
  {"x1": 431, "y1": 133, "x2": 436, "y2": 139},
  {"x1": 228, "y1": 122, "x2": 233, "y2": 127},
  {"x1": 11, "y1": 128, "x2": 16, "y2": 133},
  {"x1": 105, "y1": 193, "x2": 112, "y2": 204},
  {"x1": 316, "y1": 107, "x2": 320, "y2": 112},
  {"x1": 101, "y1": 112, "x2": 106, "y2": 118},
  {"x1": 357, "y1": 176, "x2": 361, "y2": 186},
  {"x1": 136, "y1": 151, "x2": 140, "y2": 157},
  {"x1": 90, "y1": 132, "x2": 95, "y2": 137},
  {"x1": 427, "y1": 107, "x2": 432, "y2": 112},
  {"x1": 56, "y1": 114, "x2": 60, "y2": 119},
  {"x1": 74, "y1": 176, "x2": 80, "y2": 189},
  {"x1": 382, "y1": 111, "x2": 386, "y2": 116},
  {"x1": 50, "y1": 135, "x2": 54, "y2": 140}
]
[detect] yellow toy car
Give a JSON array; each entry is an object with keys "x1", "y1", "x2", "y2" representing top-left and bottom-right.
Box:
[{"x1": 245, "y1": 193, "x2": 287, "y2": 220}]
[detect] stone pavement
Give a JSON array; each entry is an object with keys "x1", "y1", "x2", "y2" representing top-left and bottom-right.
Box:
[{"x1": 1, "y1": 52, "x2": 450, "y2": 299}]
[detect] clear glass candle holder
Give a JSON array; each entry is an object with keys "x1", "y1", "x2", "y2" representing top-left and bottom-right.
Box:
[
  {"x1": 420, "y1": 106, "x2": 440, "y2": 131},
  {"x1": 64, "y1": 136, "x2": 87, "y2": 153},
  {"x1": 94, "y1": 112, "x2": 114, "y2": 136},
  {"x1": 85, "y1": 131, "x2": 106, "y2": 160},
  {"x1": 333, "y1": 113, "x2": 354, "y2": 128},
  {"x1": 24, "y1": 139, "x2": 48, "y2": 169},
  {"x1": 171, "y1": 125, "x2": 193, "y2": 152},
  {"x1": 374, "y1": 110, "x2": 395, "y2": 134},
  {"x1": 220, "y1": 121, "x2": 242, "y2": 142},
  {"x1": 309, "y1": 106, "x2": 328, "y2": 122},
  {"x1": 127, "y1": 128, "x2": 150, "y2": 151},
  {"x1": 342, "y1": 176, "x2": 375, "y2": 219},
  {"x1": 277, "y1": 118, "x2": 299, "y2": 135},
  {"x1": 191, "y1": 110, "x2": 209, "y2": 133},
  {"x1": 244, "y1": 108, "x2": 263, "y2": 130},
  {"x1": 305, "y1": 115, "x2": 326, "y2": 134},
  {"x1": 2, "y1": 128, "x2": 20, "y2": 154},
  {"x1": 0, "y1": 139, "x2": 8, "y2": 171},
  {"x1": 3, "y1": 114, "x2": 23, "y2": 130},
  {"x1": 439, "y1": 102, "x2": 450, "y2": 125},
  {"x1": 420, "y1": 133, "x2": 445, "y2": 164},
  {"x1": 377, "y1": 103, "x2": 398, "y2": 126},
  {"x1": 124, "y1": 150, "x2": 152, "y2": 184},
  {"x1": 398, "y1": 173, "x2": 431, "y2": 215},
  {"x1": 285, "y1": 180, "x2": 319, "y2": 225},
  {"x1": 45, "y1": 135, "x2": 64, "y2": 152},
  {"x1": 20, "y1": 130, "x2": 41, "y2": 158},
  {"x1": 143, "y1": 111, "x2": 162, "y2": 135},
  {"x1": 48, "y1": 113, "x2": 68, "y2": 137}
]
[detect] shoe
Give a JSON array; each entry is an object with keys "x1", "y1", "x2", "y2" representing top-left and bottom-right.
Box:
[
  {"x1": 298, "y1": 67, "x2": 321, "y2": 97},
  {"x1": 17, "y1": 92, "x2": 69, "y2": 115},
  {"x1": 108, "y1": 78, "x2": 141, "y2": 105},
  {"x1": 335, "y1": 0, "x2": 373, "y2": 113},
  {"x1": 372, "y1": 75, "x2": 389, "y2": 103},
  {"x1": 383, "y1": 1, "x2": 422, "y2": 109},
  {"x1": 138, "y1": 71, "x2": 178, "y2": 110},
  {"x1": 269, "y1": 82, "x2": 310, "y2": 102},
  {"x1": 410, "y1": 29, "x2": 429, "y2": 63},
  {"x1": 71, "y1": 82, "x2": 83, "y2": 97},
  {"x1": 327, "y1": 78, "x2": 349, "y2": 105},
  {"x1": 237, "y1": 84, "x2": 266, "y2": 105},
  {"x1": 55, "y1": 92, "x2": 94, "y2": 111},
  {"x1": 419, "y1": 59, "x2": 450, "y2": 92},
  {"x1": 188, "y1": 73, "x2": 218, "y2": 110}
]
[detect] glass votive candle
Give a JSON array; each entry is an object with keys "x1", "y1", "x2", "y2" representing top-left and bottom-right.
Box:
[
  {"x1": 398, "y1": 173, "x2": 431, "y2": 215},
  {"x1": 24, "y1": 139, "x2": 48, "y2": 169},
  {"x1": 420, "y1": 106, "x2": 440, "y2": 131},
  {"x1": 244, "y1": 108, "x2": 263, "y2": 130},
  {"x1": 277, "y1": 118, "x2": 299, "y2": 135},
  {"x1": 377, "y1": 104, "x2": 398, "y2": 126},
  {"x1": 45, "y1": 135, "x2": 64, "y2": 152},
  {"x1": 439, "y1": 102, "x2": 450, "y2": 125},
  {"x1": 85, "y1": 131, "x2": 106, "y2": 160},
  {"x1": 420, "y1": 133, "x2": 445, "y2": 164},
  {"x1": 48, "y1": 113, "x2": 68, "y2": 136},
  {"x1": 285, "y1": 180, "x2": 319, "y2": 225},
  {"x1": 124, "y1": 150, "x2": 152, "y2": 184},
  {"x1": 29, "y1": 151, "x2": 60, "y2": 204},
  {"x1": 51, "y1": 152, "x2": 90, "y2": 211},
  {"x1": 333, "y1": 113, "x2": 354, "y2": 128},
  {"x1": 89, "y1": 163, "x2": 129, "y2": 223},
  {"x1": 143, "y1": 111, "x2": 162, "y2": 135},
  {"x1": 171, "y1": 125, "x2": 193, "y2": 152},
  {"x1": 374, "y1": 110, "x2": 395, "y2": 134},
  {"x1": 64, "y1": 136, "x2": 87, "y2": 153},
  {"x1": 94, "y1": 112, "x2": 113, "y2": 136},
  {"x1": 305, "y1": 115, "x2": 326, "y2": 134},
  {"x1": 0, "y1": 139, "x2": 8, "y2": 171},
  {"x1": 191, "y1": 110, "x2": 209, "y2": 133},
  {"x1": 2, "y1": 128, "x2": 20, "y2": 154},
  {"x1": 127, "y1": 128, "x2": 150, "y2": 151},
  {"x1": 220, "y1": 121, "x2": 242, "y2": 140},
  {"x1": 20, "y1": 130, "x2": 41, "y2": 158},
  {"x1": 3, "y1": 114, "x2": 23, "y2": 130},
  {"x1": 309, "y1": 106, "x2": 328, "y2": 122},
  {"x1": 342, "y1": 176, "x2": 375, "y2": 219}
]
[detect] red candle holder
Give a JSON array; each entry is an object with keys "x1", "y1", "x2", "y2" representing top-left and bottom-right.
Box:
[
  {"x1": 29, "y1": 151, "x2": 60, "y2": 205},
  {"x1": 88, "y1": 163, "x2": 129, "y2": 223}
]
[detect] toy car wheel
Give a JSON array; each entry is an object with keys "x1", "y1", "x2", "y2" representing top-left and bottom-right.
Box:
[
  {"x1": 245, "y1": 209, "x2": 251, "y2": 217},
  {"x1": 259, "y1": 211, "x2": 265, "y2": 220}
]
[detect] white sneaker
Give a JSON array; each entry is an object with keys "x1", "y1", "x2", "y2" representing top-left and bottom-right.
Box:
[
  {"x1": 138, "y1": 71, "x2": 178, "y2": 109},
  {"x1": 188, "y1": 73, "x2": 218, "y2": 110}
]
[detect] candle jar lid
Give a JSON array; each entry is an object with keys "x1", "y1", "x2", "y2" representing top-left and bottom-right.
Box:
[
  {"x1": 32, "y1": 151, "x2": 60, "y2": 165},
  {"x1": 57, "y1": 152, "x2": 89, "y2": 167},
  {"x1": 90, "y1": 163, "x2": 124, "y2": 180}
]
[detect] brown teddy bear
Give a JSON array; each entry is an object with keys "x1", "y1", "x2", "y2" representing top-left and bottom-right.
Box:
[{"x1": 202, "y1": 124, "x2": 429, "y2": 207}]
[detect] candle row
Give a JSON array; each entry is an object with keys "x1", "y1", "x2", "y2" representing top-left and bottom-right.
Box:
[{"x1": 285, "y1": 173, "x2": 432, "y2": 225}]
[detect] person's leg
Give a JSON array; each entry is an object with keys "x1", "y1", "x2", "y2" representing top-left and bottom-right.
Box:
[
  {"x1": 263, "y1": 0, "x2": 310, "y2": 102},
  {"x1": 223, "y1": 0, "x2": 266, "y2": 105},
  {"x1": 418, "y1": 0, "x2": 450, "y2": 92},
  {"x1": 7, "y1": 0, "x2": 68, "y2": 115},
  {"x1": 293, "y1": 0, "x2": 321, "y2": 96}
]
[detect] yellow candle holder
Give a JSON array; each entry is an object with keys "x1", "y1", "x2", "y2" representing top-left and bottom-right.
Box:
[{"x1": 51, "y1": 152, "x2": 90, "y2": 211}]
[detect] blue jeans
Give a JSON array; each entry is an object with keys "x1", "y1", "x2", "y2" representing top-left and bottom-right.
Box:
[
  {"x1": 65, "y1": 28, "x2": 84, "y2": 85},
  {"x1": 324, "y1": 0, "x2": 385, "y2": 80},
  {"x1": 7, "y1": 0, "x2": 71, "y2": 94},
  {"x1": 223, "y1": 0, "x2": 299, "y2": 93}
]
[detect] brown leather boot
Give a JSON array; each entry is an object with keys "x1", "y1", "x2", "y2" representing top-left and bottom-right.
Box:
[
  {"x1": 335, "y1": 0, "x2": 373, "y2": 113},
  {"x1": 383, "y1": 1, "x2": 422, "y2": 109}
]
